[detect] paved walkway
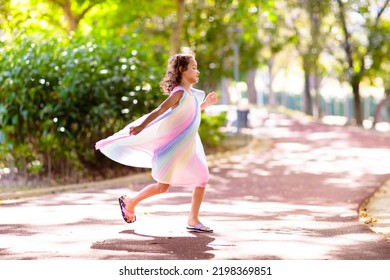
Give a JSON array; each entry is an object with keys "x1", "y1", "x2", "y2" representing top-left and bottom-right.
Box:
[{"x1": 1, "y1": 109, "x2": 390, "y2": 260}]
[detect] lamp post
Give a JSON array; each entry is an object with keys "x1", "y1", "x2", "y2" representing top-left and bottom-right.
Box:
[
  {"x1": 228, "y1": 26, "x2": 247, "y2": 131},
  {"x1": 228, "y1": 26, "x2": 242, "y2": 95}
]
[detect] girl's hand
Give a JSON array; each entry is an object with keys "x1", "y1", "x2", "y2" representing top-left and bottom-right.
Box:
[
  {"x1": 204, "y1": 91, "x2": 218, "y2": 106},
  {"x1": 129, "y1": 125, "x2": 144, "y2": 136}
]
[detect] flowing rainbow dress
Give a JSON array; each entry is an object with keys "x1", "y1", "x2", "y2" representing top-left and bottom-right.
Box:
[{"x1": 95, "y1": 86, "x2": 209, "y2": 187}]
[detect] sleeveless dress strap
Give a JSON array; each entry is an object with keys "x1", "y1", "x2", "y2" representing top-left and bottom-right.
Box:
[{"x1": 170, "y1": 86, "x2": 185, "y2": 95}]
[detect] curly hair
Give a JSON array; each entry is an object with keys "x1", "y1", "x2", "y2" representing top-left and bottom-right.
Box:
[{"x1": 160, "y1": 53, "x2": 194, "y2": 95}]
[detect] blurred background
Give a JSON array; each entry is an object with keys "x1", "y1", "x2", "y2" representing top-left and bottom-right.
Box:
[{"x1": 0, "y1": 0, "x2": 389, "y2": 188}]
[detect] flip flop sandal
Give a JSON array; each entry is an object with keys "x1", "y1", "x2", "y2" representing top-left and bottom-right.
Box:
[
  {"x1": 186, "y1": 223, "x2": 213, "y2": 233},
  {"x1": 118, "y1": 196, "x2": 136, "y2": 223}
]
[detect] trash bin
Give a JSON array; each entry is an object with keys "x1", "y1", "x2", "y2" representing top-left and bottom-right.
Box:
[{"x1": 237, "y1": 109, "x2": 249, "y2": 128}]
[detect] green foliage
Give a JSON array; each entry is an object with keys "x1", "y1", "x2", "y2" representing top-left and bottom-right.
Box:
[
  {"x1": 183, "y1": 0, "x2": 267, "y2": 90},
  {"x1": 0, "y1": 33, "x2": 164, "y2": 180},
  {"x1": 199, "y1": 112, "x2": 227, "y2": 151},
  {"x1": 368, "y1": 18, "x2": 390, "y2": 88}
]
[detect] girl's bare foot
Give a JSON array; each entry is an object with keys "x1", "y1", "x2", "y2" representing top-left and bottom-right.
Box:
[{"x1": 123, "y1": 196, "x2": 136, "y2": 214}]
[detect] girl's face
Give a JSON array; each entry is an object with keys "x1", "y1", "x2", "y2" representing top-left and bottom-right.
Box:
[{"x1": 182, "y1": 58, "x2": 199, "y2": 84}]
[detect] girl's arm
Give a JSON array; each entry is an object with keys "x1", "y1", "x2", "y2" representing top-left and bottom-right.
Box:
[
  {"x1": 200, "y1": 91, "x2": 218, "y2": 111},
  {"x1": 129, "y1": 90, "x2": 184, "y2": 135}
]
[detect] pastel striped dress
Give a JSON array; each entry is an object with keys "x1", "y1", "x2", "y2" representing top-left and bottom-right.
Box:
[{"x1": 95, "y1": 86, "x2": 209, "y2": 187}]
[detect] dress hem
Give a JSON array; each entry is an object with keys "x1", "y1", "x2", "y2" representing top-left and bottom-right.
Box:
[{"x1": 151, "y1": 173, "x2": 207, "y2": 188}]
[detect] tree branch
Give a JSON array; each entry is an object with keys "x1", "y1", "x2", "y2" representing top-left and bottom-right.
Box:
[
  {"x1": 76, "y1": 1, "x2": 104, "y2": 22},
  {"x1": 336, "y1": 0, "x2": 354, "y2": 70},
  {"x1": 361, "y1": 0, "x2": 390, "y2": 75},
  {"x1": 374, "y1": 0, "x2": 390, "y2": 29}
]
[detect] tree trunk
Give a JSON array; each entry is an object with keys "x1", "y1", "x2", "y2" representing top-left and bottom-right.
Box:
[
  {"x1": 62, "y1": 0, "x2": 77, "y2": 32},
  {"x1": 170, "y1": 0, "x2": 185, "y2": 56},
  {"x1": 337, "y1": 0, "x2": 363, "y2": 126},
  {"x1": 351, "y1": 80, "x2": 363, "y2": 125},
  {"x1": 49, "y1": 0, "x2": 99, "y2": 34},
  {"x1": 309, "y1": 5, "x2": 322, "y2": 119},
  {"x1": 372, "y1": 90, "x2": 390, "y2": 127},
  {"x1": 247, "y1": 68, "x2": 257, "y2": 104},
  {"x1": 313, "y1": 74, "x2": 322, "y2": 119},
  {"x1": 46, "y1": 151, "x2": 52, "y2": 180},
  {"x1": 302, "y1": 62, "x2": 313, "y2": 115},
  {"x1": 268, "y1": 55, "x2": 276, "y2": 106}
]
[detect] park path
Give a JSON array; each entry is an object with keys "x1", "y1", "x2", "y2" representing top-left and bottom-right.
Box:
[{"x1": 1, "y1": 109, "x2": 390, "y2": 260}]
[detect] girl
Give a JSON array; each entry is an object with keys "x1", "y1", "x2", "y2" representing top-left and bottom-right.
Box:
[{"x1": 95, "y1": 53, "x2": 218, "y2": 233}]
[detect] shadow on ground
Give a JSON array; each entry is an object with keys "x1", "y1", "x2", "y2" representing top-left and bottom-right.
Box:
[{"x1": 91, "y1": 230, "x2": 215, "y2": 260}]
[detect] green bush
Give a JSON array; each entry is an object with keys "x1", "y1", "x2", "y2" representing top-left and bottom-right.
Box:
[
  {"x1": 0, "y1": 34, "x2": 165, "y2": 181},
  {"x1": 199, "y1": 112, "x2": 227, "y2": 152}
]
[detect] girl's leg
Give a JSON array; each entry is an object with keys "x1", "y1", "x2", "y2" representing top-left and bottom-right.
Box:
[
  {"x1": 188, "y1": 186, "x2": 212, "y2": 231},
  {"x1": 124, "y1": 182, "x2": 170, "y2": 214}
]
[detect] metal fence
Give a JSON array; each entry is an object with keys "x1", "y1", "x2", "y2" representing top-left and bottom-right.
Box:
[{"x1": 258, "y1": 92, "x2": 390, "y2": 122}]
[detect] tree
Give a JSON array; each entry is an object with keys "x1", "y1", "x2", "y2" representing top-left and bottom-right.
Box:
[
  {"x1": 287, "y1": 0, "x2": 330, "y2": 116},
  {"x1": 182, "y1": 0, "x2": 234, "y2": 91},
  {"x1": 182, "y1": 0, "x2": 271, "y2": 103},
  {"x1": 335, "y1": 0, "x2": 389, "y2": 125},
  {"x1": 370, "y1": 16, "x2": 390, "y2": 127},
  {"x1": 0, "y1": 0, "x2": 11, "y2": 25},
  {"x1": 170, "y1": 0, "x2": 185, "y2": 55},
  {"x1": 257, "y1": 0, "x2": 292, "y2": 107},
  {"x1": 43, "y1": 0, "x2": 104, "y2": 34}
]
